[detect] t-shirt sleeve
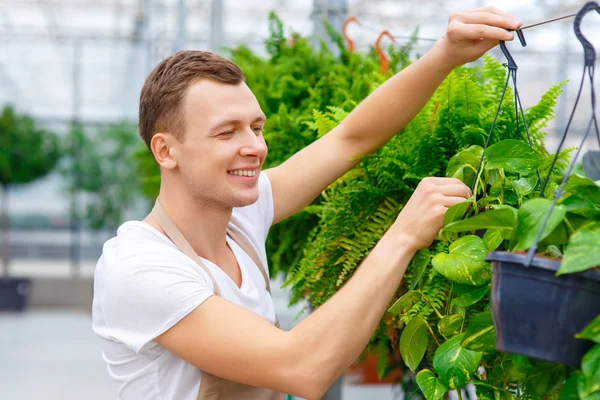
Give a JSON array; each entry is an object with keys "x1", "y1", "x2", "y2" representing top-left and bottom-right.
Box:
[{"x1": 99, "y1": 251, "x2": 214, "y2": 354}]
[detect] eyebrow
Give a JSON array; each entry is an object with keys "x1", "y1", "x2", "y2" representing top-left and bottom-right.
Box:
[{"x1": 210, "y1": 116, "x2": 267, "y2": 132}]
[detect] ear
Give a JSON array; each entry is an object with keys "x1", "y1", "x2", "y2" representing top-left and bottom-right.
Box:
[{"x1": 150, "y1": 133, "x2": 178, "y2": 170}]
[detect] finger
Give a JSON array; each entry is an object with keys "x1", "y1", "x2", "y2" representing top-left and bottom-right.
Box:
[
  {"x1": 455, "y1": 11, "x2": 521, "y2": 31},
  {"x1": 440, "y1": 196, "x2": 471, "y2": 208},
  {"x1": 465, "y1": 6, "x2": 521, "y2": 22},
  {"x1": 452, "y1": 23, "x2": 515, "y2": 42},
  {"x1": 423, "y1": 177, "x2": 465, "y2": 186},
  {"x1": 438, "y1": 184, "x2": 473, "y2": 199}
]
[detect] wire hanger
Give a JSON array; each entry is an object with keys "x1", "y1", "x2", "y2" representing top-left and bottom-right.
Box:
[{"x1": 525, "y1": 1, "x2": 600, "y2": 266}]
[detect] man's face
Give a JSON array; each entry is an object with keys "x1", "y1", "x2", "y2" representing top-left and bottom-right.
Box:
[{"x1": 173, "y1": 79, "x2": 268, "y2": 209}]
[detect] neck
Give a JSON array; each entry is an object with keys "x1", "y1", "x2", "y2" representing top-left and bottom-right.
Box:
[{"x1": 144, "y1": 179, "x2": 232, "y2": 263}]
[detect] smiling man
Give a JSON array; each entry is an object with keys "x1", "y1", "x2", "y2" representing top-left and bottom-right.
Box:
[{"x1": 92, "y1": 6, "x2": 522, "y2": 400}]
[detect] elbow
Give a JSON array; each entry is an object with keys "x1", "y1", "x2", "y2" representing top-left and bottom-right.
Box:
[
  {"x1": 280, "y1": 333, "x2": 339, "y2": 399},
  {"x1": 289, "y1": 372, "x2": 331, "y2": 400}
]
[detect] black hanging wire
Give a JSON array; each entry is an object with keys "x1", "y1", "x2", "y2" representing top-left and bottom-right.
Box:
[
  {"x1": 471, "y1": 30, "x2": 541, "y2": 193},
  {"x1": 525, "y1": 1, "x2": 600, "y2": 266}
]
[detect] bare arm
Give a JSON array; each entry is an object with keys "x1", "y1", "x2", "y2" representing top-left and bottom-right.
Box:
[
  {"x1": 155, "y1": 6, "x2": 516, "y2": 398},
  {"x1": 155, "y1": 177, "x2": 471, "y2": 399},
  {"x1": 266, "y1": 7, "x2": 521, "y2": 224}
]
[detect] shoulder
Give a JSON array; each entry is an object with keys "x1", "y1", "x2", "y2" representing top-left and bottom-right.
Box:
[
  {"x1": 93, "y1": 221, "x2": 215, "y2": 352},
  {"x1": 95, "y1": 221, "x2": 214, "y2": 294}
]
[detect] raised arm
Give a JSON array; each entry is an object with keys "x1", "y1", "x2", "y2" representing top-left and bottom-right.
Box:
[
  {"x1": 265, "y1": 7, "x2": 521, "y2": 224},
  {"x1": 155, "y1": 177, "x2": 471, "y2": 399}
]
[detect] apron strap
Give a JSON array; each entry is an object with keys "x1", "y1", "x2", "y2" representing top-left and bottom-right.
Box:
[
  {"x1": 226, "y1": 227, "x2": 271, "y2": 293},
  {"x1": 151, "y1": 200, "x2": 222, "y2": 297},
  {"x1": 151, "y1": 199, "x2": 275, "y2": 298},
  {"x1": 226, "y1": 227, "x2": 280, "y2": 328}
]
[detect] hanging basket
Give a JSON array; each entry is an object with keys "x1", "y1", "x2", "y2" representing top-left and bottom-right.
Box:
[{"x1": 486, "y1": 251, "x2": 600, "y2": 367}]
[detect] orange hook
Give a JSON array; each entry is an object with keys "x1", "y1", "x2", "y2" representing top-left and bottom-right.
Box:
[
  {"x1": 342, "y1": 16, "x2": 359, "y2": 53},
  {"x1": 374, "y1": 30, "x2": 396, "y2": 75}
]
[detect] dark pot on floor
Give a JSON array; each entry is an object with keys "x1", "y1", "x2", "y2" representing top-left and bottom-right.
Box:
[
  {"x1": 0, "y1": 277, "x2": 31, "y2": 311},
  {"x1": 486, "y1": 251, "x2": 600, "y2": 367}
]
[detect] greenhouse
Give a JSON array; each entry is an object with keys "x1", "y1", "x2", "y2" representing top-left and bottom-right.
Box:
[{"x1": 0, "y1": 1, "x2": 599, "y2": 399}]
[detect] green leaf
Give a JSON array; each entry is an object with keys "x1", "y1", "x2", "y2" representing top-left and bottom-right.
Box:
[
  {"x1": 438, "y1": 314, "x2": 464, "y2": 339},
  {"x1": 502, "y1": 354, "x2": 533, "y2": 381},
  {"x1": 461, "y1": 311, "x2": 496, "y2": 352},
  {"x1": 443, "y1": 208, "x2": 517, "y2": 235},
  {"x1": 545, "y1": 245, "x2": 562, "y2": 258},
  {"x1": 433, "y1": 333, "x2": 483, "y2": 389},
  {"x1": 559, "y1": 373, "x2": 581, "y2": 400},
  {"x1": 444, "y1": 201, "x2": 472, "y2": 226},
  {"x1": 485, "y1": 140, "x2": 544, "y2": 174},
  {"x1": 565, "y1": 174, "x2": 600, "y2": 205},
  {"x1": 512, "y1": 177, "x2": 536, "y2": 200},
  {"x1": 400, "y1": 316, "x2": 429, "y2": 372},
  {"x1": 416, "y1": 369, "x2": 448, "y2": 400},
  {"x1": 577, "y1": 314, "x2": 600, "y2": 343},
  {"x1": 454, "y1": 284, "x2": 490, "y2": 307},
  {"x1": 447, "y1": 145, "x2": 483, "y2": 187},
  {"x1": 581, "y1": 344, "x2": 600, "y2": 394},
  {"x1": 483, "y1": 229, "x2": 504, "y2": 252},
  {"x1": 432, "y1": 235, "x2": 492, "y2": 286},
  {"x1": 410, "y1": 249, "x2": 431, "y2": 290},
  {"x1": 562, "y1": 194, "x2": 600, "y2": 218},
  {"x1": 514, "y1": 199, "x2": 567, "y2": 251},
  {"x1": 490, "y1": 178, "x2": 518, "y2": 205},
  {"x1": 579, "y1": 370, "x2": 600, "y2": 399},
  {"x1": 524, "y1": 362, "x2": 567, "y2": 397},
  {"x1": 473, "y1": 382, "x2": 516, "y2": 400},
  {"x1": 486, "y1": 168, "x2": 503, "y2": 187},
  {"x1": 388, "y1": 291, "x2": 423, "y2": 315},
  {"x1": 558, "y1": 221, "x2": 600, "y2": 275}
]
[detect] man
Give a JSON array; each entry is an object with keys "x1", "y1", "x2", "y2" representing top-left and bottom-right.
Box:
[{"x1": 92, "y1": 6, "x2": 521, "y2": 399}]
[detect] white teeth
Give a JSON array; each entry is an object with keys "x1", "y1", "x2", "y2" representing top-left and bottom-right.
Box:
[{"x1": 228, "y1": 169, "x2": 256, "y2": 177}]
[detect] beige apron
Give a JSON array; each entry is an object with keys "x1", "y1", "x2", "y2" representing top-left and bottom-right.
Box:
[{"x1": 151, "y1": 200, "x2": 285, "y2": 400}]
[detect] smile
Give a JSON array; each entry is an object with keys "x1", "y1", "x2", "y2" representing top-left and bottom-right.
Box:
[{"x1": 227, "y1": 169, "x2": 257, "y2": 177}]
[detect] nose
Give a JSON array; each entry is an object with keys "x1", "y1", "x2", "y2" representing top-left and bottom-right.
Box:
[{"x1": 239, "y1": 128, "x2": 267, "y2": 158}]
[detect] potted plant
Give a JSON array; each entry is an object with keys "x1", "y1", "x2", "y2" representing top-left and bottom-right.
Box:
[
  {"x1": 0, "y1": 105, "x2": 61, "y2": 311},
  {"x1": 439, "y1": 138, "x2": 600, "y2": 367}
]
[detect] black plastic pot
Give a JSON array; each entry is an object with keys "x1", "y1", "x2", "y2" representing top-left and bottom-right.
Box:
[
  {"x1": 486, "y1": 251, "x2": 600, "y2": 367},
  {"x1": 0, "y1": 277, "x2": 31, "y2": 311}
]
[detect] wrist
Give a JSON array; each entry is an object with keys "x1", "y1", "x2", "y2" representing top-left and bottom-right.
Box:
[
  {"x1": 426, "y1": 39, "x2": 461, "y2": 73},
  {"x1": 372, "y1": 234, "x2": 418, "y2": 271}
]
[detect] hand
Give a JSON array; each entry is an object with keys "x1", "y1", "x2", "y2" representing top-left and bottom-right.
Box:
[
  {"x1": 387, "y1": 177, "x2": 472, "y2": 252},
  {"x1": 433, "y1": 6, "x2": 523, "y2": 68}
]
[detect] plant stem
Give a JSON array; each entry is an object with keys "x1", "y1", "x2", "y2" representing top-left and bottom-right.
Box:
[
  {"x1": 500, "y1": 169, "x2": 505, "y2": 204},
  {"x1": 445, "y1": 284, "x2": 454, "y2": 315},
  {"x1": 472, "y1": 162, "x2": 486, "y2": 212},
  {"x1": 564, "y1": 218, "x2": 576, "y2": 235},
  {"x1": 420, "y1": 292, "x2": 444, "y2": 320},
  {"x1": 457, "y1": 388, "x2": 464, "y2": 400},
  {"x1": 424, "y1": 320, "x2": 441, "y2": 347}
]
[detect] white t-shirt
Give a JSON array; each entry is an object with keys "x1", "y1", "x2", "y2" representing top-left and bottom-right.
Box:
[{"x1": 92, "y1": 173, "x2": 277, "y2": 400}]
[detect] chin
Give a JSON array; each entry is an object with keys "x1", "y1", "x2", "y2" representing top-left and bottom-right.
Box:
[{"x1": 231, "y1": 192, "x2": 260, "y2": 208}]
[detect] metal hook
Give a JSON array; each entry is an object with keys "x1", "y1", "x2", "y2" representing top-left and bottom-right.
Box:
[
  {"x1": 374, "y1": 30, "x2": 396, "y2": 75},
  {"x1": 499, "y1": 30, "x2": 527, "y2": 70},
  {"x1": 342, "y1": 16, "x2": 359, "y2": 53},
  {"x1": 574, "y1": 1, "x2": 600, "y2": 67}
]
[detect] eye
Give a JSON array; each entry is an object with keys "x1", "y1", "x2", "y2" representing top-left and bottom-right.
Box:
[
  {"x1": 219, "y1": 131, "x2": 234, "y2": 137},
  {"x1": 253, "y1": 126, "x2": 264, "y2": 135}
]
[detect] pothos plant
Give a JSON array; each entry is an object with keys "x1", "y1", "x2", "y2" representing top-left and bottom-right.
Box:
[
  {"x1": 284, "y1": 53, "x2": 595, "y2": 397},
  {"x1": 394, "y1": 137, "x2": 600, "y2": 400}
]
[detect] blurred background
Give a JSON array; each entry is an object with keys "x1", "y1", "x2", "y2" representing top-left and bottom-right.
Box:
[{"x1": 0, "y1": 0, "x2": 598, "y2": 399}]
